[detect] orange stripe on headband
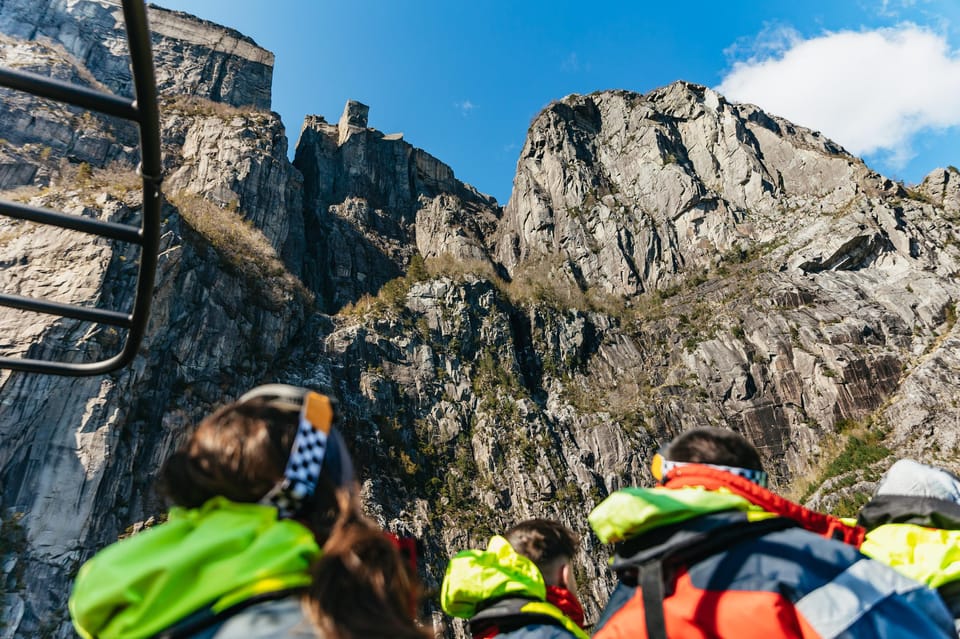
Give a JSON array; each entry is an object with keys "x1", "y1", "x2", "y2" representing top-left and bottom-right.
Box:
[{"x1": 302, "y1": 391, "x2": 333, "y2": 434}]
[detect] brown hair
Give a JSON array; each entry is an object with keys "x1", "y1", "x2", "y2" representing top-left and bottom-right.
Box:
[
  {"x1": 157, "y1": 397, "x2": 341, "y2": 540},
  {"x1": 505, "y1": 519, "x2": 578, "y2": 584},
  {"x1": 665, "y1": 427, "x2": 764, "y2": 471},
  {"x1": 306, "y1": 518, "x2": 430, "y2": 639}
]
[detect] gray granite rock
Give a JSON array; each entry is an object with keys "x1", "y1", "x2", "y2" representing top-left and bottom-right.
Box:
[
  {"x1": 917, "y1": 166, "x2": 960, "y2": 215},
  {"x1": 0, "y1": 0, "x2": 273, "y2": 108},
  {"x1": 0, "y1": 28, "x2": 301, "y2": 635},
  {"x1": 294, "y1": 105, "x2": 500, "y2": 312}
]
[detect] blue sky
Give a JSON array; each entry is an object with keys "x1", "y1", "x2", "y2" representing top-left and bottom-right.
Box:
[{"x1": 153, "y1": 1, "x2": 960, "y2": 204}]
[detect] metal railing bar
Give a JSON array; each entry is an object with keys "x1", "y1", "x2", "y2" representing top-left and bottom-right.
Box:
[
  {"x1": 0, "y1": 293, "x2": 133, "y2": 327},
  {"x1": 112, "y1": 0, "x2": 162, "y2": 374},
  {"x1": 0, "y1": 353, "x2": 128, "y2": 376},
  {"x1": 0, "y1": 66, "x2": 139, "y2": 122},
  {"x1": 123, "y1": 0, "x2": 163, "y2": 180},
  {"x1": 0, "y1": 199, "x2": 143, "y2": 244}
]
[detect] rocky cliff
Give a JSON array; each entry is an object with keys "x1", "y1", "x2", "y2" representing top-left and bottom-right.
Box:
[
  {"x1": 293, "y1": 100, "x2": 500, "y2": 312},
  {"x1": 0, "y1": 33, "x2": 137, "y2": 190},
  {"x1": 0, "y1": 0, "x2": 273, "y2": 108},
  {"x1": 0, "y1": 7, "x2": 303, "y2": 636},
  {"x1": 491, "y1": 83, "x2": 960, "y2": 485},
  {"x1": 2, "y1": 5, "x2": 960, "y2": 639}
]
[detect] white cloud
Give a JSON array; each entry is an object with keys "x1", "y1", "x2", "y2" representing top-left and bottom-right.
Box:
[
  {"x1": 877, "y1": 0, "x2": 919, "y2": 18},
  {"x1": 455, "y1": 100, "x2": 476, "y2": 116},
  {"x1": 722, "y1": 24, "x2": 802, "y2": 65},
  {"x1": 717, "y1": 24, "x2": 960, "y2": 167}
]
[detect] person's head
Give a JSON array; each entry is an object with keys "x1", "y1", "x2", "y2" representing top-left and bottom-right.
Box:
[
  {"x1": 505, "y1": 519, "x2": 580, "y2": 597},
  {"x1": 654, "y1": 427, "x2": 767, "y2": 487},
  {"x1": 157, "y1": 384, "x2": 356, "y2": 542},
  {"x1": 664, "y1": 427, "x2": 764, "y2": 469}
]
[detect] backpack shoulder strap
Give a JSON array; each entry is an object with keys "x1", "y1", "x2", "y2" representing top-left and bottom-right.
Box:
[{"x1": 639, "y1": 561, "x2": 668, "y2": 639}]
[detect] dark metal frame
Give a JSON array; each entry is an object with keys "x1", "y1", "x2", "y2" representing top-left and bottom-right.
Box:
[{"x1": 0, "y1": 0, "x2": 161, "y2": 376}]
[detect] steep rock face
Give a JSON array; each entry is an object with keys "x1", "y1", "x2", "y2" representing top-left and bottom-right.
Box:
[
  {"x1": 495, "y1": 83, "x2": 895, "y2": 296},
  {"x1": 300, "y1": 85, "x2": 960, "y2": 633},
  {"x1": 3, "y1": 6, "x2": 960, "y2": 637},
  {"x1": 0, "y1": 0, "x2": 279, "y2": 240},
  {"x1": 162, "y1": 98, "x2": 305, "y2": 267},
  {"x1": 147, "y1": 6, "x2": 274, "y2": 109},
  {"x1": 917, "y1": 166, "x2": 960, "y2": 215},
  {"x1": 293, "y1": 102, "x2": 500, "y2": 312},
  {"x1": 0, "y1": 0, "x2": 273, "y2": 109},
  {"x1": 279, "y1": 276, "x2": 641, "y2": 629},
  {"x1": 302, "y1": 145, "x2": 960, "y2": 632},
  {"x1": 0, "y1": 35, "x2": 138, "y2": 189},
  {"x1": 486, "y1": 83, "x2": 960, "y2": 485}
]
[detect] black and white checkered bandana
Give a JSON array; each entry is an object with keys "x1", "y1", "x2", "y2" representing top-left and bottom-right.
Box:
[{"x1": 260, "y1": 392, "x2": 332, "y2": 518}]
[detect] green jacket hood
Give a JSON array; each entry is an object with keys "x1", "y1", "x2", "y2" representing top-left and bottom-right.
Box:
[
  {"x1": 69, "y1": 497, "x2": 320, "y2": 639},
  {"x1": 588, "y1": 486, "x2": 759, "y2": 544},
  {"x1": 441, "y1": 535, "x2": 546, "y2": 618}
]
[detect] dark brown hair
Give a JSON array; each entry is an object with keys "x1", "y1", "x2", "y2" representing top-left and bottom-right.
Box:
[
  {"x1": 156, "y1": 397, "x2": 341, "y2": 541},
  {"x1": 665, "y1": 427, "x2": 764, "y2": 471},
  {"x1": 306, "y1": 519, "x2": 430, "y2": 639},
  {"x1": 505, "y1": 519, "x2": 578, "y2": 580}
]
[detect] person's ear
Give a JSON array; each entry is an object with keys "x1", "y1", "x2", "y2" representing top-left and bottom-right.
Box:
[{"x1": 559, "y1": 561, "x2": 578, "y2": 597}]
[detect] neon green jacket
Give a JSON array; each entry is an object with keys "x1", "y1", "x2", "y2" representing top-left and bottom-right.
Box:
[
  {"x1": 440, "y1": 536, "x2": 589, "y2": 639},
  {"x1": 861, "y1": 524, "x2": 960, "y2": 589},
  {"x1": 69, "y1": 497, "x2": 320, "y2": 639}
]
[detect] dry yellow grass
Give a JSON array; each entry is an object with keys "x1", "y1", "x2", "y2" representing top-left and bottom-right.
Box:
[{"x1": 167, "y1": 190, "x2": 312, "y2": 308}]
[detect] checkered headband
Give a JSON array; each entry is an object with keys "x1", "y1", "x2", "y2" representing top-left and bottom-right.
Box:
[
  {"x1": 239, "y1": 384, "x2": 354, "y2": 519},
  {"x1": 652, "y1": 452, "x2": 769, "y2": 488}
]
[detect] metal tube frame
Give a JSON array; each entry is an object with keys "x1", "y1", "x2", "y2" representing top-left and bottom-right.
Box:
[{"x1": 0, "y1": 0, "x2": 162, "y2": 375}]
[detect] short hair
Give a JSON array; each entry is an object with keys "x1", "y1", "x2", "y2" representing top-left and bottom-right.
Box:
[
  {"x1": 665, "y1": 427, "x2": 764, "y2": 472},
  {"x1": 504, "y1": 519, "x2": 578, "y2": 579}
]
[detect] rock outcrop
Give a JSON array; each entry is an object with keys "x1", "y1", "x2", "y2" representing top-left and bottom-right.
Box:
[
  {"x1": 0, "y1": 123, "x2": 308, "y2": 639},
  {"x1": 917, "y1": 165, "x2": 960, "y2": 215},
  {"x1": 163, "y1": 96, "x2": 304, "y2": 266},
  {"x1": 2, "y1": 7, "x2": 960, "y2": 639},
  {"x1": 294, "y1": 100, "x2": 500, "y2": 312},
  {"x1": 0, "y1": 34, "x2": 138, "y2": 190},
  {"x1": 486, "y1": 82, "x2": 960, "y2": 505},
  {"x1": 495, "y1": 84, "x2": 895, "y2": 297},
  {"x1": 0, "y1": 0, "x2": 273, "y2": 109}
]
